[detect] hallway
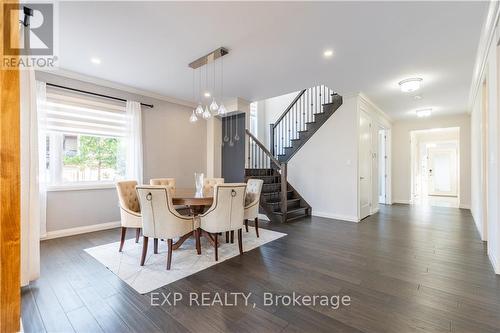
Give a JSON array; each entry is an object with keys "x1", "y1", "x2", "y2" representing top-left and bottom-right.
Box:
[{"x1": 22, "y1": 205, "x2": 500, "y2": 333}]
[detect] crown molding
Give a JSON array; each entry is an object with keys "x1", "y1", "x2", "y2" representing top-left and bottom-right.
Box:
[
  {"x1": 468, "y1": 1, "x2": 500, "y2": 111},
  {"x1": 37, "y1": 68, "x2": 197, "y2": 108}
]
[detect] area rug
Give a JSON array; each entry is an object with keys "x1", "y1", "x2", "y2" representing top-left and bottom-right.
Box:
[{"x1": 84, "y1": 227, "x2": 286, "y2": 294}]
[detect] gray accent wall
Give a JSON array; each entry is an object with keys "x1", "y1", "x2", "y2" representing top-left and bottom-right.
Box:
[
  {"x1": 36, "y1": 72, "x2": 207, "y2": 233},
  {"x1": 221, "y1": 113, "x2": 245, "y2": 183}
]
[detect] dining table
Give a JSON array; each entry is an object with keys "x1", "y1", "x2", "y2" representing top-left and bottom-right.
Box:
[{"x1": 169, "y1": 187, "x2": 220, "y2": 250}]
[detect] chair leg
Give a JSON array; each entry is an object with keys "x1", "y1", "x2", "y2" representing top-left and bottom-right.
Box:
[
  {"x1": 244, "y1": 219, "x2": 249, "y2": 232},
  {"x1": 135, "y1": 228, "x2": 141, "y2": 243},
  {"x1": 230, "y1": 230, "x2": 234, "y2": 243},
  {"x1": 167, "y1": 239, "x2": 173, "y2": 270},
  {"x1": 195, "y1": 228, "x2": 201, "y2": 255},
  {"x1": 225, "y1": 231, "x2": 229, "y2": 243},
  {"x1": 254, "y1": 217, "x2": 259, "y2": 238},
  {"x1": 214, "y1": 233, "x2": 219, "y2": 261},
  {"x1": 238, "y1": 229, "x2": 243, "y2": 255},
  {"x1": 154, "y1": 238, "x2": 158, "y2": 254},
  {"x1": 119, "y1": 227, "x2": 126, "y2": 252},
  {"x1": 140, "y1": 236, "x2": 148, "y2": 266}
]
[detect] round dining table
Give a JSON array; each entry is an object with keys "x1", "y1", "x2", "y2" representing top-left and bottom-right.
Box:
[{"x1": 169, "y1": 188, "x2": 218, "y2": 249}]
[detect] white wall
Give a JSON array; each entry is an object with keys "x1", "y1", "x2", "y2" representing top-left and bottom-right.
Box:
[
  {"x1": 288, "y1": 96, "x2": 359, "y2": 221},
  {"x1": 470, "y1": 22, "x2": 500, "y2": 272},
  {"x1": 257, "y1": 91, "x2": 298, "y2": 147},
  {"x1": 36, "y1": 71, "x2": 207, "y2": 233},
  {"x1": 391, "y1": 114, "x2": 471, "y2": 208}
]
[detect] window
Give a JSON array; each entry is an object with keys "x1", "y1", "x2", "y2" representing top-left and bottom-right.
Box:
[
  {"x1": 249, "y1": 102, "x2": 258, "y2": 135},
  {"x1": 42, "y1": 87, "x2": 127, "y2": 187}
]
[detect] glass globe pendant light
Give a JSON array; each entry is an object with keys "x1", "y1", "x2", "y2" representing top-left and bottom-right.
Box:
[
  {"x1": 189, "y1": 110, "x2": 198, "y2": 123},
  {"x1": 195, "y1": 103, "x2": 204, "y2": 115},
  {"x1": 202, "y1": 105, "x2": 212, "y2": 119},
  {"x1": 210, "y1": 98, "x2": 219, "y2": 112},
  {"x1": 218, "y1": 103, "x2": 227, "y2": 115}
]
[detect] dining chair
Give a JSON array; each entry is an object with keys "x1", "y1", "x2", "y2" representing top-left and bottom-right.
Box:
[
  {"x1": 197, "y1": 183, "x2": 247, "y2": 261},
  {"x1": 136, "y1": 185, "x2": 199, "y2": 270},
  {"x1": 244, "y1": 179, "x2": 264, "y2": 237},
  {"x1": 203, "y1": 178, "x2": 224, "y2": 192},
  {"x1": 116, "y1": 180, "x2": 142, "y2": 252},
  {"x1": 150, "y1": 178, "x2": 176, "y2": 188}
]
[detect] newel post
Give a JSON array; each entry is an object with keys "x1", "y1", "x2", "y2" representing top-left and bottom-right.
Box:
[{"x1": 280, "y1": 162, "x2": 287, "y2": 223}]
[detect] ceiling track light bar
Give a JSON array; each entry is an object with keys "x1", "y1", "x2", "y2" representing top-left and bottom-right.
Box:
[{"x1": 189, "y1": 47, "x2": 229, "y2": 69}]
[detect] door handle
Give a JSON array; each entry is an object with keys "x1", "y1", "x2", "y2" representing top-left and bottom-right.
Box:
[{"x1": 360, "y1": 176, "x2": 365, "y2": 180}]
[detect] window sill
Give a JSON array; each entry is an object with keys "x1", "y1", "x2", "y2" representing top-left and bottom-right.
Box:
[{"x1": 47, "y1": 183, "x2": 116, "y2": 192}]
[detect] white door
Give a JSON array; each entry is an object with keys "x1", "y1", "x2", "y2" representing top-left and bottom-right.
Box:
[
  {"x1": 428, "y1": 148, "x2": 458, "y2": 196},
  {"x1": 359, "y1": 111, "x2": 372, "y2": 219}
]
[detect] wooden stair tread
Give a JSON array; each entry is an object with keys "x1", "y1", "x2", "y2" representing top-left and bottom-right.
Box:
[{"x1": 274, "y1": 207, "x2": 309, "y2": 215}]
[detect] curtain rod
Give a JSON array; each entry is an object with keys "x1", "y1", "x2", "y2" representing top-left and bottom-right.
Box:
[{"x1": 45, "y1": 83, "x2": 154, "y2": 108}]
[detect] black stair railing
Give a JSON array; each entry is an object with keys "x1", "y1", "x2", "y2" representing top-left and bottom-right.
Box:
[
  {"x1": 246, "y1": 129, "x2": 288, "y2": 221},
  {"x1": 270, "y1": 85, "x2": 336, "y2": 158}
]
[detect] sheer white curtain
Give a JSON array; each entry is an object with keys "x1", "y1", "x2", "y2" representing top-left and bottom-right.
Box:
[
  {"x1": 20, "y1": 70, "x2": 47, "y2": 286},
  {"x1": 125, "y1": 101, "x2": 143, "y2": 183}
]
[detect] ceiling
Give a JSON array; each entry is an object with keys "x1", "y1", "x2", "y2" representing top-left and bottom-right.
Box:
[{"x1": 56, "y1": 1, "x2": 488, "y2": 119}]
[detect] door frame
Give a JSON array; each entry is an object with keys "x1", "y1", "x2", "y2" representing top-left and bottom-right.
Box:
[{"x1": 358, "y1": 109, "x2": 372, "y2": 220}]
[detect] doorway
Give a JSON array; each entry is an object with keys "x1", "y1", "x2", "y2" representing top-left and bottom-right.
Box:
[
  {"x1": 359, "y1": 111, "x2": 372, "y2": 219},
  {"x1": 410, "y1": 128, "x2": 460, "y2": 208}
]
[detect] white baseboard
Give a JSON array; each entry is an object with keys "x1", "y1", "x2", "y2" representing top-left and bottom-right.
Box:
[
  {"x1": 258, "y1": 213, "x2": 270, "y2": 221},
  {"x1": 313, "y1": 211, "x2": 359, "y2": 222},
  {"x1": 488, "y1": 251, "x2": 500, "y2": 274},
  {"x1": 41, "y1": 221, "x2": 120, "y2": 240},
  {"x1": 459, "y1": 204, "x2": 471, "y2": 210}
]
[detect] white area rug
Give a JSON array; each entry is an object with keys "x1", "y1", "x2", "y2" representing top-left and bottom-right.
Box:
[{"x1": 84, "y1": 227, "x2": 286, "y2": 294}]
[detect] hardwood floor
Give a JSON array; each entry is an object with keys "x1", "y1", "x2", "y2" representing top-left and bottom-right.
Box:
[{"x1": 22, "y1": 204, "x2": 500, "y2": 333}]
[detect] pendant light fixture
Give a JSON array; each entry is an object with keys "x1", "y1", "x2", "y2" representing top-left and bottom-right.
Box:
[
  {"x1": 229, "y1": 115, "x2": 234, "y2": 147},
  {"x1": 189, "y1": 69, "x2": 198, "y2": 122},
  {"x1": 218, "y1": 54, "x2": 227, "y2": 116},
  {"x1": 234, "y1": 114, "x2": 240, "y2": 141},
  {"x1": 188, "y1": 47, "x2": 228, "y2": 123}
]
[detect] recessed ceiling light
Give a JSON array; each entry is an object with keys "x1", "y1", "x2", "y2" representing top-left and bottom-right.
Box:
[
  {"x1": 204, "y1": 92, "x2": 211, "y2": 98},
  {"x1": 416, "y1": 108, "x2": 432, "y2": 117},
  {"x1": 323, "y1": 49, "x2": 334, "y2": 58},
  {"x1": 90, "y1": 57, "x2": 101, "y2": 65},
  {"x1": 399, "y1": 78, "x2": 422, "y2": 92}
]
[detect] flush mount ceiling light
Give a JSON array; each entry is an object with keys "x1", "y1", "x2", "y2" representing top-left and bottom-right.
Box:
[
  {"x1": 90, "y1": 57, "x2": 101, "y2": 65},
  {"x1": 399, "y1": 78, "x2": 422, "y2": 93},
  {"x1": 323, "y1": 49, "x2": 334, "y2": 58},
  {"x1": 416, "y1": 108, "x2": 432, "y2": 118}
]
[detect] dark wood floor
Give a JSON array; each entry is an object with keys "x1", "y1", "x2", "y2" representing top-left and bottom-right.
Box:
[{"x1": 22, "y1": 204, "x2": 500, "y2": 333}]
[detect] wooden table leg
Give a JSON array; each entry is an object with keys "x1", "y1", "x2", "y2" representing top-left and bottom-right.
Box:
[{"x1": 172, "y1": 231, "x2": 194, "y2": 250}]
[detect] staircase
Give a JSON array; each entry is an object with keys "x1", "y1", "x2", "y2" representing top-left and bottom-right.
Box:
[
  {"x1": 245, "y1": 85, "x2": 342, "y2": 223},
  {"x1": 271, "y1": 85, "x2": 343, "y2": 162}
]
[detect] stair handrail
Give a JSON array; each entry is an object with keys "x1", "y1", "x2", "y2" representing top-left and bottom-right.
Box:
[
  {"x1": 271, "y1": 89, "x2": 306, "y2": 131},
  {"x1": 246, "y1": 129, "x2": 281, "y2": 168},
  {"x1": 245, "y1": 129, "x2": 288, "y2": 221}
]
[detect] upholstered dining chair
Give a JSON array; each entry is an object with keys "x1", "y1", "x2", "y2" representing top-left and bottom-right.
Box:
[
  {"x1": 116, "y1": 180, "x2": 142, "y2": 252},
  {"x1": 136, "y1": 185, "x2": 199, "y2": 270},
  {"x1": 244, "y1": 179, "x2": 264, "y2": 237},
  {"x1": 150, "y1": 178, "x2": 176, "y2": 188},
  {"x1": 197, "y1": 183, "x2": 247, "y2": 261},
  {"x1": 203, "y1": 178, "x2": 224, "y2": 192}
]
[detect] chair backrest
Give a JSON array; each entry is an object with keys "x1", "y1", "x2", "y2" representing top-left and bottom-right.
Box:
[
  {"x1": 116, "y1": 180, "x2": 140, "y2": 212},
  {"x1": 203, "y1": 178, "x2": 224, "y2": 192},
  {"x1": 200, "y1": 183, "x2": 246, "y2": 233},
  {"x1": 136, "y1": 186, "x2": 193, "y2": 239},
  {"x1": 245, "y1": 179, "x2": 264, "y2": 207},
  {"x1": 150, "y1": 178, "x2": 176, "y2": 189}
]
